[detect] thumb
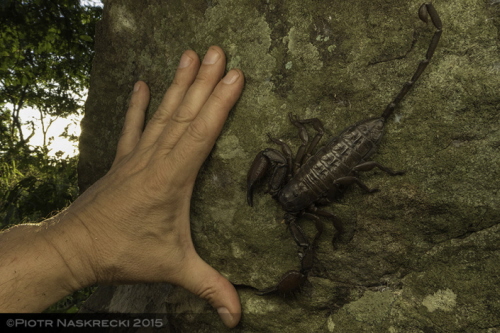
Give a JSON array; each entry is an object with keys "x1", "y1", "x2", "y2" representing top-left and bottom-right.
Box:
[{"x1": 179, "y1": 256, "x2": 241, "y2": 328}]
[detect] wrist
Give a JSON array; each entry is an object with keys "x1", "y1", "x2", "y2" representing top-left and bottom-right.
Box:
[{"x1": 40, "y1": 209, "x2": 99, "y2": 292}]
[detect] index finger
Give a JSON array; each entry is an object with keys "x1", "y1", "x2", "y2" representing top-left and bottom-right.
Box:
[{"x1": 168, "y1": 68, "x2": 244, "y2": 182}]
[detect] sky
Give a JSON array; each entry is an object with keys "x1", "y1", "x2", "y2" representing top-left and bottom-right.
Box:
[
  {"x1": 81, "y1": 0, "x2": 103, "y2": 7},
  {"x1": 21, "y1": 108, "x2": 82, "y2": 158}
]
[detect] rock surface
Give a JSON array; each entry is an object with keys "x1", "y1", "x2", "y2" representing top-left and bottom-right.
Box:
[{"x1": 78, "y1": 0, "x2": 500, "y2": 331}]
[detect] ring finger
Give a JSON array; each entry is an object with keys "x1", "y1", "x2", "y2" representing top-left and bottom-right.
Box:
[
  {"x1": 138, "y1": 50, "x2": 200, "y2": 149},
  {"x1": 156, "y1": 46, "x2": 226, "y2": 153}
]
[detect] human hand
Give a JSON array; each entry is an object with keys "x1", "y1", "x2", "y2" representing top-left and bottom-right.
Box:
[{"x1": 54, "y1": 46, "x2": 244, "y2": 327}]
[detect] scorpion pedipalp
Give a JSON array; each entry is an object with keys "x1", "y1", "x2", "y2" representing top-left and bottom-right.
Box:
[{"x1": 247, "y1": 148, "x2": 287, "y2": 206}]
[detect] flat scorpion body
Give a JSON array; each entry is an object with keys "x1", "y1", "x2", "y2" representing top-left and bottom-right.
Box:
[
  {"x1": 277, "y1": 117, "x2": 386, "y2": 212},
  {"x1": 247, "y1": 3, "x2": 442, "y2": 295}
]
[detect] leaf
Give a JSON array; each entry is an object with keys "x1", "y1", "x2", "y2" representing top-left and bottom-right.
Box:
[{"x1": 79, "y1": 35, "x2": 93, "y2": 42}]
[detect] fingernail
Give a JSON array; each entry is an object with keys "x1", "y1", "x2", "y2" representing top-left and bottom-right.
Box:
[
  {"x1": 178, "y1": 53, "x2": 193, "y2": 69},
  {"x1": 133, "y1": 81, "x2": 141, "y2": 92},
  {"x1": 222, "y1": 70, "x2": 239, "y2": 85},
  {"x1": 217, "y1": 307, "x2": 234, "y2": 327},
  {"x1": 203, "y1": 48, "x2": 221, "y2": 65}
]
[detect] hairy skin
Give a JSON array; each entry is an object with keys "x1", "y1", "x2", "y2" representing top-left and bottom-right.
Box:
[{"x1": 0, "y1": 46, "x2": 244, "y2": 328}]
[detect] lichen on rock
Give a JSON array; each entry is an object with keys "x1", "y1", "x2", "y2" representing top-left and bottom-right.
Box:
[{"x1": 79, "y1": 0, "x2": 500, "y2": 331}]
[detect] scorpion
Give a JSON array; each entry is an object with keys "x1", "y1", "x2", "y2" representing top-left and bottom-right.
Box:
[{"x1": 246, "y1": 3, "x2": 442, "y2": 295}]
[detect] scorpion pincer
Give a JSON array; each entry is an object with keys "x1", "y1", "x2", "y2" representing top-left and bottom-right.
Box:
[{"x1": 247, "y1": 3, "x2": 442, "y2": 295}]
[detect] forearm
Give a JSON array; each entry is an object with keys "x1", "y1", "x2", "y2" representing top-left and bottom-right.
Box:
[{"x1": 0, "y1": 212, "x2": 96, "y2": 312}]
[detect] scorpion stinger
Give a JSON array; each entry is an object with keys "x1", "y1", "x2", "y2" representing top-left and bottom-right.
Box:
[
  {"x1": 248, "y1": 3, "x2": 442, "y2": 296},
  {"x1": 381, "y1": 3, "x2": 442, "y2": 120}
]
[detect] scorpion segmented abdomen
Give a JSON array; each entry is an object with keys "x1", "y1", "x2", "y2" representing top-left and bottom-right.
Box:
[
  {"x1": 278, "y1": 117, "x2": 386, "y2": 212},
  {"x1": 334, "y1": 117, "x2": 385, "y2": 157}
]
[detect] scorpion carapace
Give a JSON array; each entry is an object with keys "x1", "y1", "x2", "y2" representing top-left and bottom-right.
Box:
[{"x1": 247, "y1": 3, "x2": 442, "y2": 295}]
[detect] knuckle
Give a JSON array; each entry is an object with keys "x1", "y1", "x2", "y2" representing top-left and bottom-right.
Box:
[
  {"x1": 186, "y1": 117, "x2": 210, "y2": 143},
  {"x1": 128, "y1": 99, "x2": 139, "y2": 110},
  {"x1": 128, "y1": 93, "x2": 144, "y2": 110},
  {"x1": 119, "y1": 126, "x2": 134, "y2": 139},
  {"x1": 209, "y1": 89, "x2": 226, "y2": 107},
  {"x1": 194, "y1": 70, "x2": 213, "y2": 86},
  {"x1": 198, "y1": 285, "x2": 217, "y2": 302},
  {"x1": 150, "y1": 106, "x2": 170, "y2": 125},
  {"x1": 171, "y1": 104, "x2": 196, "y2": 124},
  {"x1": 170, "y1": 77, "x2": 186, "y2": 91},
  {"x1": 196, "y1": 275, "x2": 225, "y2": 302}
]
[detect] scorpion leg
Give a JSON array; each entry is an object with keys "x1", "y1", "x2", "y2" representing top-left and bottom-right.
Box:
[
  {"x1": 290, "y1": 115, "x2": 325, "y2": 165},
  {"x1": 286, "y1": 212, "x2": 322, "y2": 249},
  {"x1": 288, "y1": 113, "x2": 325, "y2": 172},
  {"x1": 308, "y1": 206, "x2": 350, "y2": 247},
  {"x1": 353, "y1": 161, "x2": 405, "y2": 176},
  {"x1": 382, "y1": 3, "x2": 442, "y2": 120},
  {"x1": 301, "y1": 212, "x2": 324, "y2": 245},
  {"x1": 333, "y1": 176, "x2": 380, "y2": 194},
  {"x1": 267, "y1": 134, "x2": 294, "y2": 180},
  {"x1": 247, "y1": 148, "x2": 288, "y2": 206},
  {"x1": 288, "y1": 113, "x2": 309, "y2": 175}
]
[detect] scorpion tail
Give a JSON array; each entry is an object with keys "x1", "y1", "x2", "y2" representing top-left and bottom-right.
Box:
[
  {"x1": 381, "y1": 3, "x2": 442, "y2": 121},
  {"x1": 256, "y1": 270, "x2": 307, "y2": 296}
]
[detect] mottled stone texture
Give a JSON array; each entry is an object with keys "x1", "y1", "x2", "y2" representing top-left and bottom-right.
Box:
[{"x1": 78, "y1": 0, "x2": 500, "y2": 332}]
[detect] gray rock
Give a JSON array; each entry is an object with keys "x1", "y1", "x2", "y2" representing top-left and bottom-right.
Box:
[{"x1": 78, "y1": 0, "x2": 500, "y2": 331}]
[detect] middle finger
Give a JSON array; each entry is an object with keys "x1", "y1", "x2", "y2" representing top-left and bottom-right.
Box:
[
  {"x1": 157, "y1": 46, "x2": 226, "y2": 153},
  {"x1": 138, "y1": 50, "x2": 200, "y2": 149}
]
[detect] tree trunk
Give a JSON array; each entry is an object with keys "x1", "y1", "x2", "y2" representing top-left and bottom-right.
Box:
[{"x1": 78, "y1": 0, "x2": 500, "y2": 332}]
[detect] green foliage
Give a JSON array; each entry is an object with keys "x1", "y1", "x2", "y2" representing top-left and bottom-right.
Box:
[
  {"x1": 44, "y1": 286, "x2": 98, "y2": 313},
  {"x1": 0, "y1": 0, "x2": 101, "y2": 224},
  {"x1": 0, "y1": 0, "x2": 102, "y2": 147},
  {"x1": 0, "y1": 152, "x2": 79, "y2": 228}
]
